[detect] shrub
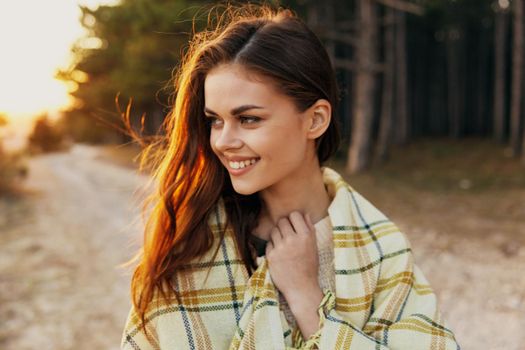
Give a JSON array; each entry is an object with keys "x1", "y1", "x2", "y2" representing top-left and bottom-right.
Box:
[
  {"x1": 0, "y1": 144, "x2": 28, "y2": 195},
  {"x1": 27, "y1": 115, "x2": 67, "y2": 154}
]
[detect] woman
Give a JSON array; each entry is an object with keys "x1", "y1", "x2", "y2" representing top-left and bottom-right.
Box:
[{"x1": 121, "y1": 4, "x2": 459, "y2": 349}]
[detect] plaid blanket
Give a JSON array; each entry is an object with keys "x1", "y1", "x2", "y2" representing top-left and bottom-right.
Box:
[{"x1": 121, "y1": 167, "x2": 459, "y2": 349}]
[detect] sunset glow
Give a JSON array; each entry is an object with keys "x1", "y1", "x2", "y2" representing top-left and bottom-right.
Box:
[{"x1": 0, "y1": 0, "x2": 119, "y2": 122}]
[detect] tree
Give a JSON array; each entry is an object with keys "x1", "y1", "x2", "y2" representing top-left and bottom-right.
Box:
[
  {"x1": 493, "y1": 1, "x2": 509, "y2": 143},
  {"x1": 346, "y1": 0, "x2": 423, "y2": 173},
  {"x1": 510, "y1": 0, "x2": 525, "y2": 158},
  {"x1": 376, "y1": 7, "x2": 396, "y2": 161},
  {"x1": 394, "y1": 9, "x2": 409, "y2": 145},
  {"x1": 445, "y1": 6, "x2": 465, "y2": 138},
  {"x1": 346, "y1": 0, "x2": 380, "y2": 174},
  {"x1": 28, "y1": 115, "x2": 65, "y2": 153},
  {"x1": 58, "y1": 0, "x2": 205, "y2": 143}
]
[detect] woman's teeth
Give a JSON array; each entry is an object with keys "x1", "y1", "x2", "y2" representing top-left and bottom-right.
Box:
[{"x1": 229, "y1": 158, "x2": 258, "y2": 169}]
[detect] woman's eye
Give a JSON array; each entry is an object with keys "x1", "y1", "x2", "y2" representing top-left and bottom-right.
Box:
[
  {"x1": 205, "y1": 115, "x2": 260, "y2": 128},
  {"x1": 239, "y1": 116, "x2": 261, "y2": 124},
  {"x1": 206, "y1": 116, "x2": 222, "y2": 128}
]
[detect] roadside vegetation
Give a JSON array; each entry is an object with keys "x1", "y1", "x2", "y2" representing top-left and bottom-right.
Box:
[{"x1": 0, "y1": 114, "x2": 28, "y2": 196}]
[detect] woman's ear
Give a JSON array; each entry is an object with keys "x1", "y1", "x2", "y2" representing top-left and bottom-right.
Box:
[{"x1": 306, "y1": 99, "x2": 331, "y2": 140}]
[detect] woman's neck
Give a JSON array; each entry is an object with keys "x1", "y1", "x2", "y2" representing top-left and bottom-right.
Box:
[{"x1": 255, "y1": 165, "x2": 331, "y2": 241}]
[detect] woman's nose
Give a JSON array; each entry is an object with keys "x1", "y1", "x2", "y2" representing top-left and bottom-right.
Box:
[{"x1": 213, "y1": 123, "x2": 243, "y2": 151}]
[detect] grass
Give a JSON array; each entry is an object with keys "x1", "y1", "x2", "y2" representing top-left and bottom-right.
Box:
[{"x1": 328, "y1": 137, "x2": 525, "y2": 194}]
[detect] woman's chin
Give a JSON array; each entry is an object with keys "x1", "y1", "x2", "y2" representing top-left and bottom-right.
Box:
[
  {"x1": 231, "y1": 184, "x2": 258, "y2": 196},
  {"x1": 229, "y1": 177, "x2": 262, "y2": 196}
]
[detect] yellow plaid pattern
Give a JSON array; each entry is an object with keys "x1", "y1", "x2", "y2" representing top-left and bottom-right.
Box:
[{"x1": 121, "y1": 167, "x2": 459, "y2": 349}]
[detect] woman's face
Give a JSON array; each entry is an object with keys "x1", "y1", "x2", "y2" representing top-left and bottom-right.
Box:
[{"x1": 204, "y1": 64, "x2": 313, "y2": 195}]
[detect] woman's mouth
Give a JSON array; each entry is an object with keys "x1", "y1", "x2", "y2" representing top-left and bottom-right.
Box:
[{"x1": 226, "y1": 157, "x2": 260, "y2": 175}]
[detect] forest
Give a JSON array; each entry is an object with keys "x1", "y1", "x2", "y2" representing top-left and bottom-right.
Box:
[
  {"x1": 1, "y1": 1, "x2": 524, "y2": 348},
  {"x1": 55, "y1": 0, "x2": 525, "y2": 173}
]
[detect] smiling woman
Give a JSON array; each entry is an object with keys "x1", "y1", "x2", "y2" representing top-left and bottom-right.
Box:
[
  {"x1": 0, "y1": 0, "x2": 117, "y2": 120},
  {"x1": 121, "y1": 3, "x2": 459, "y2": 350}
]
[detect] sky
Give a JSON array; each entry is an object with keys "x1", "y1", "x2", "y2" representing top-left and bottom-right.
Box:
[{"x1": 0, "y1": 0, "x2": 120, "y2": 124}]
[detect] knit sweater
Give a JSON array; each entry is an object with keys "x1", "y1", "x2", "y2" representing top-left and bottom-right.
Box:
[{"x1": 121, "y1": 167, "x2": 459, "y2": 349}]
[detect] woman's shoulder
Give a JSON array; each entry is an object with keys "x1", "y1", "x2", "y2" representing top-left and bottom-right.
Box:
[
  {"x1": 349, "y1": 189, "x2": 412, "y2": 254},
  {"x1": 322, "y1": 167, "x2": 412, "y2": 255},
  {"x1": 206, "y1": 197, "x2": 229, "y2": 232}
]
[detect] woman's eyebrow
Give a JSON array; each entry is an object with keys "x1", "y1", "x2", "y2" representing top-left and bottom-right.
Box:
[{"x1": 204, "y1": 104, "x2": 264, "y2": 116}]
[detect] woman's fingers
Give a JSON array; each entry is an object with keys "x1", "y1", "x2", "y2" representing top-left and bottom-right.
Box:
[
  {"x1": 269, "y1": 211, "x2": 316, "y2": 249},
  {"x1": 264, "y1": 211, "x2": 320, "y2": 298},
  {"x1": 270, "y1": 226, "x2": 283, "y2": 245},
  {"x1": 276, "y1": 217, "x2": 296, "y2": 238},
  {"x1": 288, "y1": 211, "x2": 312, "y2": 235},
  {"x1": 305, "y1": 213, "x2": 314, "y2": 232},
  {"x1": 265, "y1": 240, "x2": 274, "y2": 255}
]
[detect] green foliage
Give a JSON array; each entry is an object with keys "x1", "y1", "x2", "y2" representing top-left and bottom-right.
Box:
[
  {"x1": 58, "y1": 0, "x2": 506, "y2": 148},
  {"x1": 58, "y1": 0, "x2": 207, "y2": 143}
]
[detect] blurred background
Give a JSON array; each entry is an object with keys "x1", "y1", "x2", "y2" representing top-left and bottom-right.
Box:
[{"x1": 0, "y1": 0, "x2": 524, "y2": 349}]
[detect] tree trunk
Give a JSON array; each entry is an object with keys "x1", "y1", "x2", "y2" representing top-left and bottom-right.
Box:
[
  {"x1": 511, "y1": 0, "x2": 524, "y2": 156},
  {"x1": 394, "y1": 10, "x2": 409, "y2": 144},
  {"x1": 324, "y1": 0, "x2": 336, "y2": 64},
  {"x1": 493, "y1": 7, "x2": 509, "y2": 142},
  {"x1": 446, "y1": 26, "x2": 463, "y2": 138},
  {"x1": 377, "y1": 8, "x2": 395, "y2": 161},
  {"x1": 347, "y1": 0, "x2": 379, "y2": 174},
  {"x1": 476, "y1": 22, "x2": 489, "y2": 135}
]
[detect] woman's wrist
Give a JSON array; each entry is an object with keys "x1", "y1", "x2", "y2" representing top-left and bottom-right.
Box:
[
  {"x1": 285, "y1": 284, "x2": 325, "y2": 339},
  {"x1": 286, "y1": 284, "x2": 324, "y2": 312}
]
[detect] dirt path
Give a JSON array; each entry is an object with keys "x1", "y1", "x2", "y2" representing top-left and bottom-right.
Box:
[
  {"x1": 0, "y1": 145, "x2": 148, "y2": 349},
  {"x1": 1, "y1": 145, "x2": 524, "y2": 349}
]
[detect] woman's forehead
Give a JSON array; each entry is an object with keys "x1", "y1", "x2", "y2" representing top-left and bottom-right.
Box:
[{"x1": 204, "y1": 64, "x2": 286, "y2": 111}]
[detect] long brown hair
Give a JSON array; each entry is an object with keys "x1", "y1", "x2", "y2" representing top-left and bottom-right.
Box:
[{"x1": 125, "y1": 3, "x2": 341, "y2": 333}]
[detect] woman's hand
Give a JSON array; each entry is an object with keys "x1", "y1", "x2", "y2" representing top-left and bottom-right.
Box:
[
  {"x1": 265, "y1": 211, "x2": 325, "y2": 339},
  {"x1": 265, "y1": 211, "x2": 321, "y2": 301}
]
